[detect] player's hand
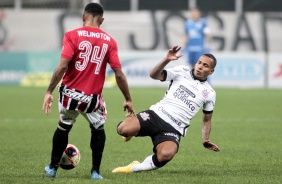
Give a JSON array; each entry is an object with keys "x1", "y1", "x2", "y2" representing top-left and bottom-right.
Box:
[
  {"x1": 165, "y1": 46, "x2": 183, "y2": 61},
  {"x1": 42, "y1": 92, "x2": 54, "y2": 115},
  {"x1": 123, "y1": 100, "x2": 135, "y2": 117},
  {"x1": 203, "y1": 140, "x2": 220, "y2": 152}
]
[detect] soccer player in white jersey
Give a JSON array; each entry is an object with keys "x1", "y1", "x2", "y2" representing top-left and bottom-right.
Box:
[{"x1": 112, "y1": 46, "x2": 220, "y2": 173}]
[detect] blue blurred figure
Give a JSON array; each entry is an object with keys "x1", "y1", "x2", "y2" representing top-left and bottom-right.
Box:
[{"x1": 184, "y1": 7, "x2": 211, "y2": 67}]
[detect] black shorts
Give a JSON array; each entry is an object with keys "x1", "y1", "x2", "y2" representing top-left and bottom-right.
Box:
[{"x1": 136, "y1": 110, "x2": 181, "y2": 153}]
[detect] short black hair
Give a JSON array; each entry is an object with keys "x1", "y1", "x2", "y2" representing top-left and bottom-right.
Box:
[
  {"x1": 84, "y1": 3, "x2": 104, "y2": 17},
  {"x1": 203, "y1": 53, "x2": 217, "y2": 68}
]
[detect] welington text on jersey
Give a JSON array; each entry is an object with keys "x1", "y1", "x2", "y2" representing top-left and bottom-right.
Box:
[{"x1": 77, "y1": 30, "x2": 111, "y2": 41}]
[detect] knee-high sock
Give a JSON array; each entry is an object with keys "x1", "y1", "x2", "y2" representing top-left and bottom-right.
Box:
[
  {"x1": 50, "y1": 125, "x2": 71, "y2": 168},
  {"x1": 132, "y1": 154, "x2": 159, "y2": 172},
  {"x1": 132, "y1": 155, "x2": 156, "y2": 172},
  {"x1": 90, "y1": 129, "x2": 106, "y2": 174},
  {"x1": 132, "y1": 154, "x2": 168, "y2": 172}
]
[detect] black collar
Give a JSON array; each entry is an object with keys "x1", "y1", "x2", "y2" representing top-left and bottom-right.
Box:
[{"x1": 191, "y1": 69, "x2": 207, "y2": 82}]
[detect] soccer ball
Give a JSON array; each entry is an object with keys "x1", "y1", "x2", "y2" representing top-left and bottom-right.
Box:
[{"x1": 59, "y1": 144, "x2": 80, "y2": 170}]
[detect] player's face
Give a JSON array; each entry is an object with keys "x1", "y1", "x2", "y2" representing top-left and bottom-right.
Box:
[
  {"x1": 193, "y1": 55, "x2": 214, "y2": 80},
  {"x1": 191, "y1": 9, "x2": 200, "y2": 20}
]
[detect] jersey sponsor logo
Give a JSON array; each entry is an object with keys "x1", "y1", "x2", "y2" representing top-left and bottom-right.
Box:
[
  {"x1": 140, "y1": 112, "x2": 150, "y2": 121},
  {"x1": 188, "y1": 102, "x2": 196, "y2": 111},
  {"x1": 63, "y1": 88, "x2": 93, "y2": 103},
  {"x1": 173, "y1": 85, "x2": 196, "y2": 111},
  {"x1": 59, "y1": 84, "x2": 100, "y2": 113},
  {"x1": 163, "y1": 132, "x2": 180, "y2": 143},
  {"x1": 174, "y1": 85, "x2": 195, "y2": 98},
  {"x1": 158, "y1": 107, "x2": 182, "y2": 126}
]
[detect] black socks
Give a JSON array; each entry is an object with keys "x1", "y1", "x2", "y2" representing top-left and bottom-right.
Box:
[
  {"x1": 50, "y1": 122, "x2": 72, "y2": 168},
  {"x1": 49, "y1": 122, "x2": 106, "y2": 174},
  {"x1": 90, "y1": 128, "x2": 106, "y2": 174}
]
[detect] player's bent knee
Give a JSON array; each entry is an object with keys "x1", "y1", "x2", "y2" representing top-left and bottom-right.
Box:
[
  {"x1": 156, "y1": 142, "x2": 178, "y2": 162},
  {"x1": 116, "y1": 119, "x2": 140, "y2": 136},
  {"x1": 117, "y1": 125, "x2": 132, "y2": 136},
  {"x1": 157, "y1": 149, "x2": 176, "y2": 162},
  {"x1": 116, "y1": 121, "x2": 126, "y2": 135},
  {"x1": 58, "y1": 121, "x2": 73, "y2": 132}
]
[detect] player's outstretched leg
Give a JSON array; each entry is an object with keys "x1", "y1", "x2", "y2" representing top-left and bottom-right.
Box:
[
  {"x1": 113, "y1": 141, "x2": 177, "y2": 173},
  {"x1": 112, "y1": 153, "x2": 167, "y2": 173},
  {"x1": 112, "y1": 160, "x2": 141, "y2": 173}
]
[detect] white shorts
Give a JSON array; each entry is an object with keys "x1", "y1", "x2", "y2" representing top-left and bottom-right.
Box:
[{"x1": 58, "y1": 101, "x2": 107, "y2": 129}]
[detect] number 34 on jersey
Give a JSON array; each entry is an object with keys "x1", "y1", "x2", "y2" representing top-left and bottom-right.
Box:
[{"x1": 75, "y1": 41, "x2": 108, "y2": 74}]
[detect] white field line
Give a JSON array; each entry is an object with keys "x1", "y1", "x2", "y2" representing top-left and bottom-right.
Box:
[
  {"x1": 0, "y1": 117, "x2": 280, "y2": 123},
  {"x1": 0, "y1": 118, "x2": 58, "y2": 123}
]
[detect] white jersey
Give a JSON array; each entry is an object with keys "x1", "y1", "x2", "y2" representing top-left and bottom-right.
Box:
[{"x1": 149, "y1": 65, "x2": 216, "y2": 136}]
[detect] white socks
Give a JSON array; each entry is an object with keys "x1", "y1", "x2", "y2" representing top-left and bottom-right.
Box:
[{"x1": 131, "y1": 155, "x2": 158, "y2": 172}]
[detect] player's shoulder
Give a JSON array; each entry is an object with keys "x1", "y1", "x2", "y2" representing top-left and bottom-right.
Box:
[
  {"x1": 203, "y1": 82, "x2": 216, "y2": 96},
  {"x1": 97, "y1": 28, "x2": 117, "y2": 44},
  {"x1": 99, "y1": 29, "x2": 114, "y2": 37},
  {"x1": 98, "y1": 30, "x2": 118, "y2": 49},
  {"x1": 165, "y1": 65, "x2": 191, "y2": 78},
  {"x1": 172, "y1": 65, "x2": 191, "y2": 72},
  {"x1": 65, "y1": 27, "x2": 117, "y2": 45}
]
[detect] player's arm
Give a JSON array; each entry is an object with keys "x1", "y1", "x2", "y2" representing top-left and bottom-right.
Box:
[
  {"x1": 42, "y1": 58, "x2": 70, "y2": 115},
  {"x1": 150, "y1": 46, "x2": 183, "y2": 81},
  {"x1": 201, "y1": 112, "x2": 220, "y2": 152},
  {"x1": 112, "y1": 67, "x2": 135, "y2": 117},
  {"x1": 47, "y1": 58, "x2": 70, "y2": 93}
]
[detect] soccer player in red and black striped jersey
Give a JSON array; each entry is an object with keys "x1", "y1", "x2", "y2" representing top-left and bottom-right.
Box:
[{"x1": 42, "y1": 3, "x2": 135, "y2": 180}]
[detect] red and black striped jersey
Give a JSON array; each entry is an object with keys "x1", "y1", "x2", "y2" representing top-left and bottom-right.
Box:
[{"x1": 60, "y1": 26, "x2": 121, "y2": 95}]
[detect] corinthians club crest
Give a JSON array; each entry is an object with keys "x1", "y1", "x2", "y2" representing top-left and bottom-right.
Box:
[
  {"x1": 202, "y1": 88, "x2": 209, "y2": 98},
  {"x1": 140, "y1": 112, "x2": 150, "y2": 121}
]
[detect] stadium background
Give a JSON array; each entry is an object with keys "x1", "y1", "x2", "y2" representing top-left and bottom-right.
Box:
[
  {"x1": 0, "y1": 0, "x2": 282, "y2": 88},
  {"x1": 0, "y1": 1, "x2": 281, "y2": 184}
]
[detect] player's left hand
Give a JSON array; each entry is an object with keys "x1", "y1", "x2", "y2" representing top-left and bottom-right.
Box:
[
  {"x1": 123, "y1": 100, "x2": 135, "y2": 117},
  {"x1": 203, "y1": 140, "x2": 220, "y2": 152},
  {"x1": 42, "y1": 92, "x2": 54, "y2": 115},
  {"x1": 165, "y1": 46, "x2": 183, "y2": 61}
]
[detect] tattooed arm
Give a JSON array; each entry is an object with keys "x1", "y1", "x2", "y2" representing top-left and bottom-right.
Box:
[
  {"x1": 202, "y1": 112, "x2": 220, "y2": 152},
  {"x1": 42, "y1": 58, "x2": 70, "y2": 115}
]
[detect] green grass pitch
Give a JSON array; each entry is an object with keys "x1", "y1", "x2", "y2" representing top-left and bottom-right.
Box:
[{"x1": 0, "y1": 86, "x2": 281, "y2": 184}]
